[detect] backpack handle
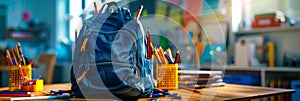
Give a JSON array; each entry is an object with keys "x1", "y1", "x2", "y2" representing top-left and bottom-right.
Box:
[{"x1": 99, "y1": 2, "x2": 124, "y2": 24}]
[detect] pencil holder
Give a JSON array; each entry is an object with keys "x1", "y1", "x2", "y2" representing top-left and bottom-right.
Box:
[
  {"x1": 8, "y1": 65, "x2": 32, "y2": 91},
  {"x1": 156, "y1": 64, "x2": 178, "y2": 90}
]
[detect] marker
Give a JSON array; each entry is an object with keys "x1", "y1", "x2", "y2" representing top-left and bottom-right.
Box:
[{"x1": 135, "y1": 4, "x2": 143, "y2": 19}]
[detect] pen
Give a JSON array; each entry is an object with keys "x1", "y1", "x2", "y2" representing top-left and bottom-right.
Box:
[
  {"x1": 94, "y1": 2, "x2": 98, "y2": 14},
  {"x1": 135, "y1": 4, "x2": 143, "y2": 19}
]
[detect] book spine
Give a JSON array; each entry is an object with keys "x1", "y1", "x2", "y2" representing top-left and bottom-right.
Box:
[
  {"x1": 0, "y1": 94, "x2": 31, "y2": 97},
  {"x1": 0, "y1": 91, "x2": 30, "y2": 94}
]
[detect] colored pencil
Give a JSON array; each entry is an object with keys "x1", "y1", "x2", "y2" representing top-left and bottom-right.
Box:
[
  {"x1": 174, "y1": 51, "x2": 182, "y2": 63},
  {"x1": 94, "y1": 2, "x2": 98, "y2": 14},
  {"x1": 135, "y1": 4, "x2": 143, "y2": 19}
]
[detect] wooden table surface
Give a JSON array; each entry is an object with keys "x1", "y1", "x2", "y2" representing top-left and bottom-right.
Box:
[{"x1": 0, "y1": 83, "x2": 295, "y2": 101}]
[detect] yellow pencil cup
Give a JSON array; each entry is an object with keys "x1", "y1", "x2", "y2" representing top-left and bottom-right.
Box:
[
  {"x1": 8, "y1": 65, "x2": 32, "y2": 91},
  {"x1": 156, "y1": 64, "x2": 178, "y2": 90}
]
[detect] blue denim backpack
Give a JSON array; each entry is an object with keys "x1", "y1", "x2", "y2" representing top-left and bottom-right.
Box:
[{"x1": 70, "y1": 2, "x2": 154, "y2": 100}]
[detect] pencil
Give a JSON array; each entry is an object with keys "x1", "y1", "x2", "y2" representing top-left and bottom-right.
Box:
[
  {"x1": 179, "y1": 85, "x2": 200, "y2": 93},
  {"x1": 135, "y1": 4, "x2": 143, "y2": 19},
  {"x1": 166, "y1": 48, "x2": 173, "y2": 61},
  {"x1": 17, "y1": 42, "x2": 26, "y2": 65},
  {"x1": 15, "y1": 45, "x2": 22, "y2": 63},
  {"x1": 6, "y1": 56, "x2": 12, "y2": 66},
  {"x1": 164, "y1": 52, "x2": 174, "y2": 64},
  {"x1": 94, "y1": 2, "x2": 98, "y2": 14},
  {"x1": 28, "y1": 59, "x2": 34, "y2": 65},
  {"x1": 157, "y1": 47, "x2": 166, "y2": 64},
  {"x1": 154, "y1": 50, "x2": 163, "y2": 64},
  {"x1": 10, "y1": 48, "x2": 18, "y2": 66},
  {"x1": 147, "y1": 28, "x2": 152, "y2": 60},
  {"x1": 18, "y1": 64, "x2": 26, "y2": 83},
  {"x1": 6, "y1": 50, "x2": 13, "y2": 66},
  {"x1": 174, "y1": 51, "x2": 182, "y2": 63}
]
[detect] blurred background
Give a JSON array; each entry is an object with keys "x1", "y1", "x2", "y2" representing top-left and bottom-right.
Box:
[{"x1": 0, "y1": 0, "x2": 300, "y2": 100}]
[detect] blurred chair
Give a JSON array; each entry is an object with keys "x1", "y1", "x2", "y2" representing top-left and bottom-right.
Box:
[{"x1": 37, "y1": 53, "x2": 56, "y2": 84}]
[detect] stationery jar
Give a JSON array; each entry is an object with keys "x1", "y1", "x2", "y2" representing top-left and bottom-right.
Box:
[
  {"x1": 156, "y1": 64, "x2": 178, "y2": 90},
  {"x1": 8, "y1": 65, "x2": 32, "y2": 91}
]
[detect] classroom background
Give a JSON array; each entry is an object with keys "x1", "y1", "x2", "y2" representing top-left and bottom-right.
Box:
[{"x1": 0, "y1": 0, "x2": 300, "y2": 100}]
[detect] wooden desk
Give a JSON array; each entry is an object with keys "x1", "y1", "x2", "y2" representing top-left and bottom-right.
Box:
[{"x1": 0, "y1": 83, "x2": 295, "y2": 101}]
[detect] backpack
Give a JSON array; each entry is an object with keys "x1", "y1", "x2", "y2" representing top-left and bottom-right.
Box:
[{"x1": 70, "y1": 2, "x2": 154, "y2": 100}]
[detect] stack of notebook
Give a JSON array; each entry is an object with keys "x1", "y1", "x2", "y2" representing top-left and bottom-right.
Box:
[{"x1": 178, "y1": 70, "x2": 225, "y2": 89}]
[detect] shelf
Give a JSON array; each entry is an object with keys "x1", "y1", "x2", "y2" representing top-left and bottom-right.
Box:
[
  {"x1": 234, "y1": 26, "x2": 300, "y2": 35},
  {"x1": 5, "y1": 38, "x2": 45, "y2": 42},
  {"x1": 200, "y1": 65, "x2": 300, "y2": 72}
]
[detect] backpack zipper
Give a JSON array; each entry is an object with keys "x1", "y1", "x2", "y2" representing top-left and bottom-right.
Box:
[
  {"x1": 76, "y1": 64, "x2": 88, "y2": 84},
  {"x1": 95, "y1": 62, "x2": 133, "y2": 67},
  {"x1": 80, "y1": 30, "x2": 92, "y2": 52}
]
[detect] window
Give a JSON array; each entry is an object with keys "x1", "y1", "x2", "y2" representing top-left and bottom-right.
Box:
[{"x1": 68, "y1": 0, "x2": 120, "y2": 41}]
